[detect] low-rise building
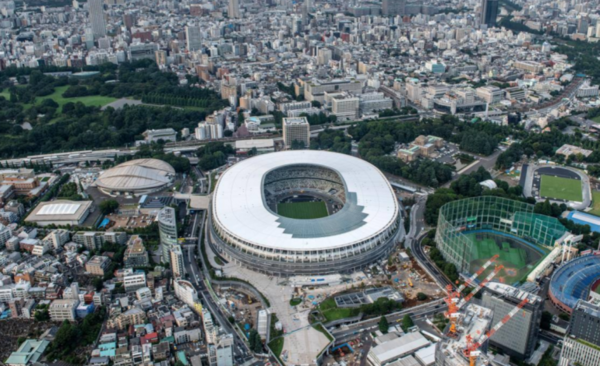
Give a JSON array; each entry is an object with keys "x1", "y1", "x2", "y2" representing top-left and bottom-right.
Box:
[
  {"x1": 124, "y1": 272, "x2": 147, "y2": 292},
  {"x1": 5, "y1": 339, "x2": 50, "y2": 366},
  {"x1": 124, "y1": 236, "x2": 149, "y2": 268},
  {"x1": 49, "y1": 299, "x2": 79, "y2": 322},
  {"x1": 86, "y1": 256, "x2": 111, "y2": 276}
]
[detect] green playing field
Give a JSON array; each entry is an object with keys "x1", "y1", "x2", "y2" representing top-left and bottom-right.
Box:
[
  {"x1": 277, "y1": 201, "x2": 329, "y2": 219},
  {"x1": 540, "y1": 175, "x2": 582, "y2": 202}
]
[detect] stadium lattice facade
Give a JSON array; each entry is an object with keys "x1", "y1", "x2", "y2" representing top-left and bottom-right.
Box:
[
  {"x1": 435, "y1": 197, "x2": 567, "y2": 276},
  {"x1": 209, "y1": 151, "x2": 401, "y2": 276}
]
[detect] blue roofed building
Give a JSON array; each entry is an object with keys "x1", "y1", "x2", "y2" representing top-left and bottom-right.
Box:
[{"x1": 567, "y1": 211, "x2": 600, "y2": 233}]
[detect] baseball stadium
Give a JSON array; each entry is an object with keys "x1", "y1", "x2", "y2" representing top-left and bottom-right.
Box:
[
  {"x1": 435, "y1": 196, "x2": 568, "y2": 284},
  {"x1": 549, "y1": 253, "x2": 600, "y2": 313},
  {"x1": 209, "y1": 150, "x2": 401, "y2": 276}
]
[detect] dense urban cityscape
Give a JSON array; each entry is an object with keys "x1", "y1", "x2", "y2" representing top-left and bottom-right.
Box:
[{"x1": 2, "y1": 0, "x2": 600, "y2": 365}]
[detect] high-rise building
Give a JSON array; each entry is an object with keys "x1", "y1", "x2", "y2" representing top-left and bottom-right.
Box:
[
  {"x1": 481, "y1": 283, "x2": 543, "y2": 359},
  {"x1": 123, "y1": 13, "x2": 135, "y2": 31},
  {"x1": 185, "y1": 24, "x2": 202, "y2": 51},
  {"x1": 88, "y1": 0, "x2": 106, "y2": 38},
  {"x1": 282, "y1": 117, "x2": 310, "y2": 149},
  {"x1": 157, "y1": 207, "x2": 178, "y2": 264},
  {"x1": 480, "y1": 0, "x2": 498, "y2": 27},
  {"x1": 382, "y1": 0, "x2": 405, "y2": 16},
  {"x1": 170, "y1": 245, "x2": 185, "y2": 278},
  {"x1": 560, "y1": 300, "x2": 600, "y2": 366},
  {"x1": 228, "y1": 0, "x2": 240, "y2": 18}
]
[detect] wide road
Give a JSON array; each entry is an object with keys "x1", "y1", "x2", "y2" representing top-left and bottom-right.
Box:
[
  {"x1": 182, "y1": 212, "x2": 256, "y2": 365},
  {"x1": 404, "y1": 194, "x2": 454, "y2": 291}
]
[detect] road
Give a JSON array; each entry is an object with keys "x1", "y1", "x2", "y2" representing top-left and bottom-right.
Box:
[
  {"x1": 181, "y1": 212, "x2": 256, "y2": 365},
  {"x1": 402, "y1": 193, "x2": 454, "y2": 290},
  {"x1": 330, "y1": 299, "x2": 446, "y2": 344}
]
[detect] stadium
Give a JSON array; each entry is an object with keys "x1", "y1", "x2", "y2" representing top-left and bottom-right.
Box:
[
  {"x1": 95, "y1": 159, "x2": 175, "y2": 196},
  {"x1": 522, "y1": 164, "x2": 591, "y2": 210},
  {"x1": 549, "y1": 254, "x2": 600, "y2": 313},
  {"x1": 435, "y1": 197, "x2": 568, "y2": 284},
  {"x1": 209, "y1": 150, "x2": 401, "y2": 276}
]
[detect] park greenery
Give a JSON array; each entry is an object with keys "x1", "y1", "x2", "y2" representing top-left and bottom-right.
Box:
[
  {"x1": 0, "y1": 60, "x2": 227, "y2": 158},
  {"x1": 310, "y1": 129, "x2": 351, "y2": 154},
  {"x1": 347, "y1": 115, "x2": 515, "y2": 187}
]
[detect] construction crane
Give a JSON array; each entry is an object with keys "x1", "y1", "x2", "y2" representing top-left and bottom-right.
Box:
[
  {"x1": 463, "y1": 298, "x2": 530, "y2": 366},
  {"x1": 444, "y1": 255, "x2": 500, "y2": 337},
  {"x1": 456, "y1": 254, "x2": 499, "y2": 294},
  {"x1": 457, "y1": 264, "x2": 504, "y2": 309}
]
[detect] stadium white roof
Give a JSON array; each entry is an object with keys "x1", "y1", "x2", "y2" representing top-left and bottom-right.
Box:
[
  {"x1": 95, "y1": 159, "x2": 175, "y2": 192},
  {"x1": 212, "y1": 150, "x2": 399, "y2": 251}
]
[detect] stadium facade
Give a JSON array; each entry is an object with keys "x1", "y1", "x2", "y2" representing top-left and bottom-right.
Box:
[
  {"x1": 435, "y1": 196, "x2": 568, "y2": 280},
  {"x1": 549, "y1": 254, "x2": 600, "y2": 313},
  {"x1": 209, "y1": 150, "x2": 401, "y2": 276}
]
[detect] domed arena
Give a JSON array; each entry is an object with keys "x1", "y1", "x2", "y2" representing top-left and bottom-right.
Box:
[
  {"x1": 95, "y1": 158, "x2": 175, "y2": 196},
  {"x1": 209, "y1": 150, "x2": 401, "y2": 276}
]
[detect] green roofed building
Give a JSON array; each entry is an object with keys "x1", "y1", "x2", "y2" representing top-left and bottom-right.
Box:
[{"x1": 5, "y1": 339, "x2": 50, "y2": 366}]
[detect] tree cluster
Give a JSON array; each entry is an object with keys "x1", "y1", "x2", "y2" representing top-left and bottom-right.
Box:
[
  {"x1": 311, "y1": 129, "x2": 351, "y2": 154},
  {"x1": 248, "y1": 329, "x2": 263, "y2": 353},
  {"x1": 197, "y1": 142, "x2": 234, "y2": 171}
]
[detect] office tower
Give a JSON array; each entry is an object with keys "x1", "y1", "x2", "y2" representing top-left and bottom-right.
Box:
[
  {"x1": 282, "y1": 117, "x2": 310, "y2": 149},
  {"x1": 155, "y1": 50, "x2": 167, "y2": 66},
  {"x1": 88, "y1": 0, "x2": 106, "y2": 38},
  {"x1": 185, "y1": 24, "x2": 202, "y2": 51},
  {"x1": 382, "y1": 0, "x2": 405, "y2": 16},
  {"x1": 481, "y1": 283, "x2": 543, "y2": 359},
  {"x1": 317, "y1": 48, "x2": 332, "y2": 65},
  {"x1": 228, "y1": 0, "x2": 240, "y2": 18},
  {"x1": 480, "y1": 0, "x2": 498, "y2": 27},
  {"x1": 170, "y1": 245, "x2": 185, "y2": 278},
  {"x1": 123, "y1": 13, "x2": 135, "y2": 31},
  {"x1": 157, "y1": 207, "x2": 178, "y2": 264},
  {"x1": 560, "y1": 300, "x2": 600, "y2": 366}
]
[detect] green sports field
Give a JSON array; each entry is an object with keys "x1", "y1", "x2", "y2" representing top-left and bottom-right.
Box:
[
  {"x1": 277, "y1": 201, "x2": 329, "y2": 219},
  {"x1": 540, "y1": 175, "x2": 582, "y2": 202}
]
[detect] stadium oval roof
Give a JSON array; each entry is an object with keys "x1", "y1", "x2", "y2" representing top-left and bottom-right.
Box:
[
  {"x1": 96, "y1": 159, "x2": 175, "y2": 193},
  {"x1": 212, "y1": 150, "x2": 399, "y2": 251},
  {"x1": 549, "y1": 254, "x2": 600, "y2": 311}
]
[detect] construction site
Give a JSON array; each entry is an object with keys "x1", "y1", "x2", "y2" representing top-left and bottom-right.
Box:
[{"x1": 436, "y1": 254, "x2": 535, "y2": 366}]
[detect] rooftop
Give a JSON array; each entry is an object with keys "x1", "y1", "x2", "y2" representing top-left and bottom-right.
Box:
[{"x1": 212, "y1": 150, "x2": 398, "y2": 250}]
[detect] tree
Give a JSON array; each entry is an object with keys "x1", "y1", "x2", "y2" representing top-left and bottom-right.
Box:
[
  {"x1": 290, "y1": 139, "x2": 306, "y2": 150},
  {"x1": 99, "y1": 199, "x2": 119, "y2": 215},
  {"x1": 541, "y1": 311, "x2": 552, "y2": 330},
  {"x1": 417, "y1": 292, "x2": 428, "y2": 301},
  {"x1": 248, "y1": 329, "x2": 262, "y2": 353},
  {"x1": 401, "y1": 314, "x2": 414, "y2": 332},
  {"x1": 378, "y1": 315, "x2": 389, "y2": 334},
  {"x1": 92, "y1": 277, "x2": 104, "y2": 291},
  {"x1": 35, "y1": 308, "x2": 50, "y2": 321}
]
